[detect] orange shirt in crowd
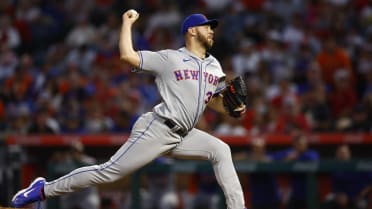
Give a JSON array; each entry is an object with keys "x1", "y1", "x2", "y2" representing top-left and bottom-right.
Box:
[
  {"x1": 5, "y1": 74, "x2": 33, "y2": 97},
  {"x1": 316, "y1": 48, "x2": 353, "y2": 85}
]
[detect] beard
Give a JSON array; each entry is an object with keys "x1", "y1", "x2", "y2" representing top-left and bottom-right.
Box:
[{"x1": 196, "y1": 30, "x2": 213, "y2": 50}]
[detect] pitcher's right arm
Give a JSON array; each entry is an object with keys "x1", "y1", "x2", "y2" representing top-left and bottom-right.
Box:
[{"x1": 119, "y1": 10, "x2": 140, "y2": 68}]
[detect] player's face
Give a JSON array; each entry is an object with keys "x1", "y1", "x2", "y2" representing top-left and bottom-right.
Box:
[{"x1": 195, "y1": 25, "x2": 214, "y2": 49}]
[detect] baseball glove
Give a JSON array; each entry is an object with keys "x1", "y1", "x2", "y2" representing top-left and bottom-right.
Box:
[{"x1": 222, "y1": 76, "x2": 247, "y2": 118}]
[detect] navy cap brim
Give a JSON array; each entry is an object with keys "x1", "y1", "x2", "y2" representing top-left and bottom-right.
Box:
[{"x1": 198, "y1": 19, "x2": 218, "y2": 29}]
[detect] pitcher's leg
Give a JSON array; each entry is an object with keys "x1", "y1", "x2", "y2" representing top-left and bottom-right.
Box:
[
  {"x1": 170, "y1": 129, "x2": 245, "y2": 209},
  {"x1": 45, "y1": 113, "x2": 179, "y2": 197},
  {"x1": 45, "y1": 141, "x2": 151, "y2": 196}
]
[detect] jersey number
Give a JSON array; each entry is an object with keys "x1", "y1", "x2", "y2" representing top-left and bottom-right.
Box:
[{"x1": 204, "y1": 91, "x2": 213, "y2": 104}]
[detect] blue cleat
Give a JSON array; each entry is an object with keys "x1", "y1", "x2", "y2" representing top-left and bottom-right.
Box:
[{"x1": 11, "y1": 177, "x2": 46, "y2": 208}]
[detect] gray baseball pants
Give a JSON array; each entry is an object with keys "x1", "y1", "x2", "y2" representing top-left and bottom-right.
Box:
[{"x1": 44, "y1": 112, "x2": 245, "y2": 209}]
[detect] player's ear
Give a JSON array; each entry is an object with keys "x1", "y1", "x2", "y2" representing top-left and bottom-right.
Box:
[{"x1": 188, "y1": 27, "x2": 197, "y2": 36}]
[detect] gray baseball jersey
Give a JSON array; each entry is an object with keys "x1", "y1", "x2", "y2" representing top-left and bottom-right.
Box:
[
  {"x1": 44, "y1": 47, "x2": 245, "y2": 209},
  {"x1": 138, "y1": 47, "x2": 226, "y2": 130}
]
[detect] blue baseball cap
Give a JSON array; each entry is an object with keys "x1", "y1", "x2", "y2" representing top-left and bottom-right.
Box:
[{"x1": 181, "y1": 14, "x2": 218, "y2": 35}]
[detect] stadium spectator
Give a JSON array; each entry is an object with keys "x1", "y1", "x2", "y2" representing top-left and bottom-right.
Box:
[
  {"x1": 60, "y1": 113, "x2": 85, "y2": 134},
  {"x1": 316, "y1": 36, "x2": 354, "y2": 87},
  {"x1": 144, "y1": 1, "x2": 181, "y2": 40},
  {"x1": 96, "y1": 13, "x2": 121, "y2": 50},
  {"x1": 28, "y1": 107, "x2": 59, "y2": 134},
  {"x1": 6, "y1": 104, "x2": 31, "y2": 134},
  {"x1": 273, "y1": 95, "x2": 311, "y2": 134},
  {"x1": 141, "y1": 157, "x2": 180, "y2": 209},
  {"x1": 265, "y1": 0, "x2": 306, "y2": 23},
  {"x1": 272, "y1": 134, "x2": 320, "y2": 209},
  {"x1": 214, "y1": 114, "x2": 247, "y2": 136},
  {"x1": 360, "y1": 1, "x2": 372, "y2": 28},
  {"x1": 231, "y1": 38, "x2": 261, "y2": 76},
  {"x1": 266, "y1": 73, "x2": 311, "y2": 134},
  {"x1": 344, "y1": 104, "x2": 372, "y2": 132},
  {"x1": 110, "y1": 110, "x2": 138, "y2": 133},
  {"x1": 356, "y1": 41, "x2": 372, "y2": 96},
  {"x1": 261, "y1": 30, "x2": 294, "y2": 85},
  {"x1": 65, "y1": 44, "x2": 97, "y2": 75},
  {"x1": 187, "y1": 171, "x2": 220, "y2": 209},
  {"x1": 0, "y1": 15, "x2": 20, "y2": 49},
  {"x1": 282, "y1": 13, "x2": 306, "y2": 54},
  {"x1": 300, "y1": 62, "x2": 333, "y2": 131},
  {"x1": 328, "y1": 69, "x2": 358, "y2": 120},
  {"x1": 47, "y1": 140, "x2": 100, "y2": 209},
  {"x1": 297, "y1": 61, "x2": 327, "y2": 96},
  {"x1": 267, "y1": 72, "x2": 297, "y2": 111},
  {"x1": 4, "y1": 63, "x2": 33, "y2": 102},
  {"x1": 66, "y1": 14, "x2": 97, "y2": 48},
  {"x1": 83, "y1": 101, "x2": 113, "y2": 134},
  {"x1": 322, "y1": 144, "x2": 372, "y2": 209},
  {"x1": 235, "y1": 138, "x2": 281, "y2": 209},
  {"x1": 292, "y1": 44, "x2": 316, "y2": 86},
  {"x1": 363, "y1": 68, "x2": 372, "y2": 120},
  {"x1": 138, "y1": 75, "x2": 160, "y2": 112},
  {"x1": 0, "y1": 46, "x2": 18, "y2": 82},
  {"x1": 242, "y1": 95, "x2": 277, "y2": 135},
  {"x1": 15, "y1": 0, "x2": 41, "y2": 23}
]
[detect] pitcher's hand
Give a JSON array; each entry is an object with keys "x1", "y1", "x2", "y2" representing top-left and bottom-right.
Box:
[{"x1": 122, "y1": 9, "x2": 139, "y2": 25}]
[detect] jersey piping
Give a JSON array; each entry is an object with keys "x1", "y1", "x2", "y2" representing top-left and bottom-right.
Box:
[{"x1": 190, "y1": 56, "x2": 202, "y2": 129}]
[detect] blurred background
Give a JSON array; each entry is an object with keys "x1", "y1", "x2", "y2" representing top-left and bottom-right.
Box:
[{"x1": 0, "y1": 0, "x2": 372, "y2": 208}]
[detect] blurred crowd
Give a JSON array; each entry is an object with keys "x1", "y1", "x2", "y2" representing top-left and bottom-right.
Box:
[
  {"x1": 1, "y1": 0, "x2": 372, "y2": 136},
  {"x1": 2, "y1": 1, "x2": 372, "y2": 208}
]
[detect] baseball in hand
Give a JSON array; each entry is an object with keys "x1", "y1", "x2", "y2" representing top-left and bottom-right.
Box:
[{"x1": 128, "y1": 9, "x2": 138, "y2": 17}]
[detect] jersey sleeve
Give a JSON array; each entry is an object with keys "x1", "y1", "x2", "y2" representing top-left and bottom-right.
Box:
[
  {"x1": 214, "y1": 76, "x2": 226, "y2": 95},
  {"x1": 136, "y1": 50, "x2": 169, "y2": 74},
  {"x1": 213, "y1": 58, "x2": 226, "y2": 95}
]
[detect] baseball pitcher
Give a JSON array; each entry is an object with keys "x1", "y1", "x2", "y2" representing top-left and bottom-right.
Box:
[{"x1": 12, "y1": 10, "x2": 248, "y2": 209}]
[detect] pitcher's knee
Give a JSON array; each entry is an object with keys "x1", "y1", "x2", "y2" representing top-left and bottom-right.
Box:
[
  {"x1": 220, "y1": 142, "x2": 232, "y2": 155},
  {"x1": 213, "y1": 142, "x2": 232, "y2": 161}
]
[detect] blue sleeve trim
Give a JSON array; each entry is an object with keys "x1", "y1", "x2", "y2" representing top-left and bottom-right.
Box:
[{"x1": 213, "y1": 76, "x2": 226, "y2": 96}]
